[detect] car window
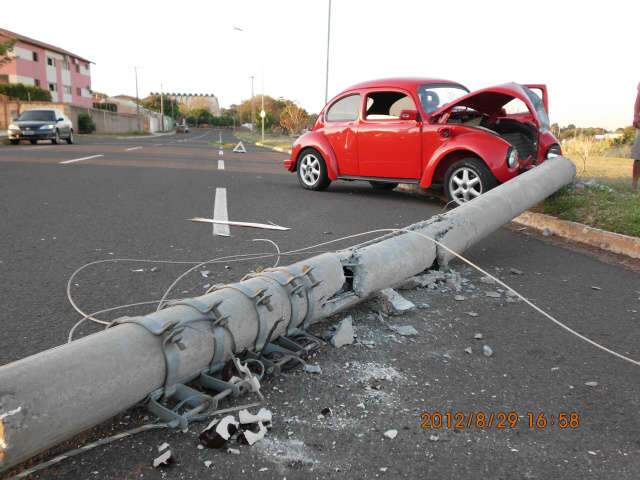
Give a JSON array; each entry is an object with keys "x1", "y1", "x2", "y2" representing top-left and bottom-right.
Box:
[
  {"x1": 18, "y1": 110, "x2": 56, "y2": 122},
  {"x1": 417, "y1": 84, "x2": 469, "y2": 113},
  {"x1": 503, "y1": 98, "x2": 529, "y2": 115},
  {"x1": 326, "y1": 94, "x2": 360, "y2": 122},
  {"x1": 365, "y1": 91, "x2": 415, "y2": 120}
]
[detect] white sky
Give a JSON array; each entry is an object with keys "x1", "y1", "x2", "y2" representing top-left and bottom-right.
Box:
[{"x1": 4, "y1": 0, "x2": 638, "y2": 129}]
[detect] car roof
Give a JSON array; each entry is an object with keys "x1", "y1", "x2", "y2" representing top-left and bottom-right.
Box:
[{"x1": 344, "y1": 77, "x2": 467, "y2": 92}]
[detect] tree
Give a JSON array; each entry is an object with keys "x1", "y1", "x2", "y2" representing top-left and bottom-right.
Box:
[
  {"x1": 0, "y1": 38, "x2": 16, "y2": 67},
  {"x1": 0, "y1": 83, "x2": 51, "y2": 101},
  {"x1": 563, "y1": 135, "x2": 611, "y2": 173},
  {"x1": 279, "y1": 101, "x2": 309, "y2": 135},
  {"x1": 142, "y1": 94, "x2": 180, "y2": 119}
]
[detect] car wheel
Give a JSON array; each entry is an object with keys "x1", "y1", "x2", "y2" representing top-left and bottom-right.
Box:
[
  {"x1": 66, "y1": 130, "x2": 74, "y2": 144},
  {"x1": 444, "y1": 158, "x2": 497, "y2": 206},
  {"x1": 52, "y1": 130, "x2": 60, "y2": 145},
  {"x1": 297, "y1": 149, "x2": 331, "y2": 191},
  {"x1": 30, "y1": 140, "x2": 37, "y2": 145},
  {"x1": 10, "y1": 139, "x2": 19, "y2": 145},
  {"x1": 369, "y1": 181, "x2": 398, "y2": 190}
]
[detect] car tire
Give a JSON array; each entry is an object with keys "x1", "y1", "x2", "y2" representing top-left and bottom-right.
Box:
[
  {"x1": 369, "y1": 181, "x2": 398, "y2": 190},
  {"x1": 444, "y1": 157, "x2": 497, "y2": 206},
  {"x1": 10, "y1": 139, "x2": 19, "y2": 145},
  {"x1": 297, "y1": 148, "x2": 331, "y2": 191},
  {"x1": 66, "y1": 130, "x2": 74, "y2": 144},
  {"x1": 51, "y1": 130, "x2": 60, "y2": 145},
  {"x1": 30, "y1": 140, "x2": 37, "y2": 145}
]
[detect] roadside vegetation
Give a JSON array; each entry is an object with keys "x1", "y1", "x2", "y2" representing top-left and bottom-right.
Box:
[
  {"x1": 233, "y1": 129, "x2": 295, "y2": 152},
  {"x1": 538, "y1": 135, "x2": 639, "y2": 237}
]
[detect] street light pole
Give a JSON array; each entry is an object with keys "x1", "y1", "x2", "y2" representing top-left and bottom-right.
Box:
[
  {"x1": 324, "y1": 0, "x2": 332, "y2": 104},
  {"x1": 261, "y1": 76, "x2": 265, "y2": 142},
  {"x1": 250, "y1": 75, "x2": 255, "y2": 130},
  {"x1": 160, "y1": 82, "x2": 165, "y2": 132},
  {"x1": 134, "y1": 66, "x2": 141, "y2": 132}
]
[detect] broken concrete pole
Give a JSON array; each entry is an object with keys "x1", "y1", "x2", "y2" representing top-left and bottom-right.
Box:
[
  {"x1": 0, "y1": 157, "x2": 575, "y2": 473},
  {"x1": 330, "y1": 316, "x2": 355, "y2": 347}
]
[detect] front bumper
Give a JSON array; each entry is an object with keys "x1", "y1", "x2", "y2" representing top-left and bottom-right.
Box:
[{"x1": 8, "y1": 130, "x2": 56, "y2": 140}]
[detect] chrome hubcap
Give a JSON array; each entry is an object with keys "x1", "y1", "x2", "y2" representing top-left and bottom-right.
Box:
[
  {"x1": 299, "y1": 154, "x2": 321, "y2": 186},
  {"x1": 449, "y1": 167, "x2": 482, "y2": 204}
]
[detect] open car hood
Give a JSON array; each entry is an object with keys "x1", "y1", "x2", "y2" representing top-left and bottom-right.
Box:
[{"x1": 430, "y1": 82, "x2": 549, "y2": 128}]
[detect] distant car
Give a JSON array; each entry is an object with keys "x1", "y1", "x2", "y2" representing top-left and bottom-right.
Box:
[
  {"x1": 176, "y1": 123, "x2": 190, "y2": 133},
  {"x1": 7, "y1": 109, "x2": 74, "y2": 145},
  {"x1": 284, "y1": 78, "x2": 561, "y2": 205}
]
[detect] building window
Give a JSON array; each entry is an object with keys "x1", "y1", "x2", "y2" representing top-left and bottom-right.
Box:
[
  {"x1": 49, "y1": 83, "x2": 57, "y2": 92},
  {"x1": 62, "y1": 59, "x2": 70, "y2": 70},
  {"x1": 75, "y1": 64, "x2": 80, "y2": 73},
  {"x1": 77, "y1": 87, "x2": 82, "y2": 96},
  {"x1": 47, "y1": 57, "x2": 56, "y2": 67},
  {"x1": 0, "y1": 74, "x2": 9, "y2": 84},
  {"x1": 32, "y1": 52, "x2": 38, "y2": 62},
  {"x1": 34, "y1": 79, "x2": 40, "y2": 87},
  {"x1": 64, "y1": 85, "x2": 72, "y2": 95}
]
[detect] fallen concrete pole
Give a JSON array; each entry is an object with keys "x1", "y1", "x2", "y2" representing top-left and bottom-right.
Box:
[{"x1": 0, "y1": 157, "x2": 575, "y2": 473}]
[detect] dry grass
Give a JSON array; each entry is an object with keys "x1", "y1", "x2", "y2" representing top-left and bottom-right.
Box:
[{"x1": 234, "y1": 129, "x2": 295, "y2": 152}]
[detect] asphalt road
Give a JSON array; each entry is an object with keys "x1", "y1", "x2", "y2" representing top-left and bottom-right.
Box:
[{"x1": 0, "y1": 128, "x2": 639, "y2": 479}]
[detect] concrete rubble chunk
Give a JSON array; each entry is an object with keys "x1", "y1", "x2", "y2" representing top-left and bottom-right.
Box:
[
  {"x1": 485, "y1": 291, "x2": 501, "y2": 298},
  {"x1": 454, "y1": 295, "x2": 465, "y2": 301},
  {"x1": 429, "y1": 434, "x2": 439, "y2": 442},
  {"x1": 303, "y1": 363, "x2": 323, "y2": 374},
  {"x1": 204, "y1": 460, "x2": 212, "y2": 468},
  {"x1": 480, "y1": 276, "x2": 496, "y2": 285},
  {"x1": 585, "y1": 381, "x2": 599, "y2": 387},
  {"x1": 378, "y1": 288, "x2": 416, "y2": 315},
  {"x1": 241, "y1": 422, "x2": 268, "y2": 446},
  {"x1": 239, "y1": 408, "x2": 272, "y2": 426},
  {"x1": 227, "y1": 448, "x2": 241, "y2": 455},
  {"x1": 383, "y1": 429, "x2": 398, "y2": 440},
  {"x1": 330, "y1": 316, "x2": 355, "y2": 348},
  {"x1": 509, "y1": 268, "x2": 523, "y2": 275},
  {"x1": 466, "y1": 312, "x2": 479, "y2": 317},
  {"x1": 474, "y1": 333, "x2": 483, "y2": 340},
  {"x1": 464, "y1": 347, "x2": 473, "y2": 354},
  {"x1": 389, "y1": 325, "x2": 418, "y2": 336},
  {"x1": 482, "y1": 345, "x2": 494, "y2": 357},
  {"x1": 153, "y1": 444, "x2": 174, "y2": 468}
]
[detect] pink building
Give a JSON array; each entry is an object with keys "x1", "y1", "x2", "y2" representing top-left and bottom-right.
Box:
[{"x1": 0, "y1": 27, "x2": 93, "y2": 108}]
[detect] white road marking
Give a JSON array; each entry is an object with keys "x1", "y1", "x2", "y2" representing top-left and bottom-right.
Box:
[
  {"x1": 190, "y1": 217, "x2": 289, "y2": 231},
  {"x1": 218, "y1": 160, "x2": 225, "y2": 170},
  {"x1": 218, "y1": 150, "x2": 223, "y2": 156},
  {"x1": 125, "y1": 146, "x2": 142, "y2": 151},
  {"x1": 59, "y1": 154, "x2": 104, "y2": 165},
  {"x1": 212, "y1": 187, "x2": 230, "y2": 237}
]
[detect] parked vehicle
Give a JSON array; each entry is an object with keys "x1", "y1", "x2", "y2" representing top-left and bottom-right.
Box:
[
  {"x1": 7, "y1": 109, "x2": 74, "y2": 145},
  {"x1": 176, "y1": 123, "x2": 190, "y2": 134},
  {"x1": 284, "y1": 78, "x2": 561, "y2": 205}
]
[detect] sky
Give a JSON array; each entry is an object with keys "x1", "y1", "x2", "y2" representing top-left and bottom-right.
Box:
[{"x1": 4, "y1": 0, "x2": 639, "y2": 129}]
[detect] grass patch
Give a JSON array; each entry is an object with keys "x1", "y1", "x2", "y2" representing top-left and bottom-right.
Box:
[
  {"x1": 234, "y1": 129, "x2": 295, "y2": 152},
  {"x1": 208, "y1": 141, "x2": 237, "y2": 149},
  {"x1": 537, "y1": 153, "x2": 640, "y2": 237}
]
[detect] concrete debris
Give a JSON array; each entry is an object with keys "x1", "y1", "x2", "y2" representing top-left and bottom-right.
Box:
[
  {"x1": 480, "y1": 276, "x2": 496, "y2": 285},
  {"x1": 482, "y1": 345, "x2": 494, "y2": 357},
  {"x1": 446, "y1": 272, "x2": 463, "y2": 292},
  {"x1": 464, "y1": 347, "x2": 473, "y2": 354},
  {"x1": 585, "y1": 381, "x2": 599, "y2": 387},
  {"x1": 241, "y1": 422, "x2": 268, "y2": 446},
  {"x1": 227, "y1": 448, "x2": 241, "y2": 455},
  {"x1": 303, "y1": 363, "x2": 323, "y2": 374},
  {"x1": 474, "y1": 333, "x2": 483, "y2": 340},
  {"x1": 466, "y1": 312, "x2": 479, "y2": 317},
  {"x1": 380, "y1": 467, "x2": 388, "y2": 472},
  {"x1": 454, "y1": 295, "x2": 465, "y2": 301},
  {"x1": 200, "y1": 270, "x2": 210, "y2": 278},
  {"x1": 378, "y1": 288, "x2": 416, "y2": 315},
  {"x1": 509, "y1": 268, "x2": 523, "y2": 275},
  {"x1": 591, "y1": 286, "x2": 601, "y2": 291},
  {"x1": 485, "y1": 291, "x2": 501, "y2": 298},
  {"x1": 200, "y1": 415, "x2": 239, "y2": 449},
  {"x1": 239, "y1": 408, "x2": 272, "y2": 426},
  {"x1": 429, "y1": 434, "x2": 439, "y2": 442},
  {"x1": 358, "y1": 339, "x2": 376, "y2": 348},
  {"x1": 398, "y1": 271, "x2": 446, "y2": 290},
  {"x1": 258, "y1": 467, "x2": 269, "y2": 472},
  {"x1": 383, "y1": 429, "x2": 398, "y2": 440},
  {"x1": 389, "y1": 325, "x2": 418, "y2": 336},
  {"x1": 131, "y1": 268, "x2": 145, "y2": 273},
  {"x1": 153, "y1": 444, "x2": 174, "y2": 468},
  {"x1": 150, "y1": 266, "x2": 160, "y2": 272},
  {"x1": 204, "y1": 460, "x2": 212, "y2": 468},
  {"x1": 330, "y1": 316, "x2": 355, "y2": 348}
]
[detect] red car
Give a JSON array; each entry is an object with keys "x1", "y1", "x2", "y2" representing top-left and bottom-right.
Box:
[{"x1": 284, "y1": 78, "x2": 561, "y2": 205}]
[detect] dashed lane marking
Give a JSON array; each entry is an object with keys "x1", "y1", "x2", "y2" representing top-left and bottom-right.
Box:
[
  {"x1": 59, "y1": 154, "x2": 104, "y2": 165},
  {"x1": 125, "y1": 146, "x2": 142, "y2": 151},
  {"x1": 218, "y1": 160, "x2": 225, "y2": 170},
  {"x1": 212, "y1": 187, "x2": 230, "y2": 237}
]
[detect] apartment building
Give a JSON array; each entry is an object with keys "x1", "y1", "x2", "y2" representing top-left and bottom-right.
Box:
[{"x1": 0, "y1": 27, "x2": 92, "y2": 107}]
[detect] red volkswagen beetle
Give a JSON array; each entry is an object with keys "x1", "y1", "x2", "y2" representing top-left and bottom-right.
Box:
[{"x1": 284, "y1": 78, "x2": 561, "y2": 205}]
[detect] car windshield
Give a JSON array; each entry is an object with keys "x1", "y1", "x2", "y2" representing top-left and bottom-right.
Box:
[
  {"x1": 417, "y1": 84, "x2": 469, "y2": 113},
  {"x1": 18, "y1": 110, "x2": 56, "y2": 122},
  {"x1": 522, "y1": 85, "x2": 550, "y2": 130}
]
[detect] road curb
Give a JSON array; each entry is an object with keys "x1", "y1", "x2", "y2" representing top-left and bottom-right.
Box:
[
  {"x1": 254, "y1": 141, "x2": 292, "y2": 154},
  {"x1": 513, "y1": 211, "x2": 640, "y2": 259}
]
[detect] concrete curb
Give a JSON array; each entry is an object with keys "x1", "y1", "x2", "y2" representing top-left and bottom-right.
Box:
[
  {"x1": 254, "y1": 141, "x2": 292, "y2": 154},
  {"x1": 116, "y1": 130, "x2": 176, "y2": 140},
  {"x1": 513, "y1": 211, "x2": 640, "y2": 259}
]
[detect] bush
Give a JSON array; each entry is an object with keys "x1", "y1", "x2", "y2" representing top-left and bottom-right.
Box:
[
  {"x1": 0, "y1": 82, "x2": 51, "y2": 101},
  {"x1": 78, "y1": 113, "x2": 96, "y2": 134}
]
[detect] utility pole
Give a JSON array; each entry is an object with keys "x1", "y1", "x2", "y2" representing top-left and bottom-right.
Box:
[
  {"x1": 134, "y1": 67, "x2": 141, "y2": 132},
  {"x1": 250, "y1": 75, "x2": 255, "y2": 131},
  {"x1": 324, "y1": 0, "x2": 332, "y2": 104},
  {"x1": 261, "y1": 75, "x2": 265, "y2": 142},
  {"x1": 160, "y1": 82, "x2": 165, "y2": 132}
]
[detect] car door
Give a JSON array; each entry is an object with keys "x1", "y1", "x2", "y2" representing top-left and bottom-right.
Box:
[
  {"x1": 322, "y1": 93, "x2": 360, "y2": 175},
  {"x1": 356, "y1": 89, "x2": 421, "y2": 179}
]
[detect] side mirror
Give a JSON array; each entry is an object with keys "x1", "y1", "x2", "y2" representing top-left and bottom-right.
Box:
[
  {"x1": 399, "y1": 109, "x2": 418, "y2": 121},
  {"x1": 57, "y1": 118, "x2": 64, "y2": 122}
]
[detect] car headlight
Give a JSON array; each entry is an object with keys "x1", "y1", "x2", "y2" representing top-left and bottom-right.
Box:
[
  {"x1": 39, "y1": 124, "x2": 55, "y2": 130},
  {"x1": 507, "y1": 148, "x2": 518, "y2": 168},
  {"x1": 546, "y1": 145, "x2": 561, "y2": 159},
  {"x1": 8, "y1": 124, "x2": 19, "y2": 131}
]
